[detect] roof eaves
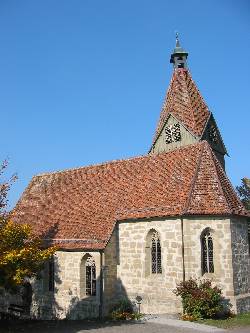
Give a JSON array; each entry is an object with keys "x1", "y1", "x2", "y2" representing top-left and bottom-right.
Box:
[{"x1": 211, "y1": 152, "x2": 247, "y2": 216}]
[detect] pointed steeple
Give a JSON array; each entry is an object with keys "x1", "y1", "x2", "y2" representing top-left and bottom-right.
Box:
[
  {"x1": 149, "y1": 37, "x2": 228, "y2": 169},
  {"x1": 170, "y1": 33, "x2": 188, "y2": 69}
]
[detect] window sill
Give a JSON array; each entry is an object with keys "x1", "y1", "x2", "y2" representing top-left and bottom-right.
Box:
[
  {"x1": 146, "y1": 273, "x2": 164, "y2": 279},
  {"x1": 202, "y1": 272, "x2": 216, "y2": 278},
  {"x1": 80, "y1": 295, "x2": 97, "y2": 301}
]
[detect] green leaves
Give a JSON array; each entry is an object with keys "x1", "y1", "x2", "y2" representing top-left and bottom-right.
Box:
[{"x1": 173, "y1": 278, "x2": 229, "y2": 320}]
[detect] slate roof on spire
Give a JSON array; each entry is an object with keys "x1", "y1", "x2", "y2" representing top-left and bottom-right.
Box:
[
  {"x1": 151, "y1": 68, "x2": 211, "y2": 148},
  {"x1": 170, "y1": 32, "x2": 188, "y2": 63},
  {"x1": 13, "y1": 141, "x2": 248, "y2": 250}
]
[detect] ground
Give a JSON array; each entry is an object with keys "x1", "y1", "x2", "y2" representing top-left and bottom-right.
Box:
[{"x1": 1, "y1": 318, "x2": 250, "y2": 333}]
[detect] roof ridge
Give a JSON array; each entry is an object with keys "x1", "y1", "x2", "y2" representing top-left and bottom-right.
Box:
[
  {"x1": 35, "y1": 154, "x2": 146, "y2": 177},
  {"x1": 182, "y1": 141, "x2": 206, "y2": 214},
  {"x1": 33, "y1": 142, "x2": 205, "y2": 179},
  {"x1": 208, "y1": 146, "x2": 232, "y2": 213},
  {"x1": 187, "y1": 69, "x2": 209, "y2": 112},
  {"x1": 181, "y1": 70, "x2": 197, "y2": 132},
  {"x1": 151, "y1": 73, "x2": 176, "y2": 145}
]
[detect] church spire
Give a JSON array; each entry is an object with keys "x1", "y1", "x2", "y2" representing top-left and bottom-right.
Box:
[
  {"x1": 170, "y1": 33, "x2": 188, "y2": 69},
  {"x1": 150, "y1": 37, "x2": 228, "y2": 169}
]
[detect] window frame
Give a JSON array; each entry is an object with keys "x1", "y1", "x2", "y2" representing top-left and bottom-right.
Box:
[
  {"x1": 201, "y1": 228, "x2": 214, "y2": 275},
  {"x1": 145, "y1": 229, "x2": 163, "y2": 277},
  {"x1": 80, "y1": 254, "x2": 97, "y2": 298},
  {"x1": 151, "y1": 231, "x2": 162, "y2": 274},
  {"x1": 85, "y1": 256, "x2": 96, "y2": 296}
]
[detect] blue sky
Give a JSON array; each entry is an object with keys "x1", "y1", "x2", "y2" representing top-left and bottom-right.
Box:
[{"x1": 1, "y1": 0, "x2": 250, "y2": 209}]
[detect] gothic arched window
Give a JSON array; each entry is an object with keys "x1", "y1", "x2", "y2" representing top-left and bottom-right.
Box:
[
  {"x1": 85, "y1": 256, "x2": 96, "y2": 296},
  {"x1": 151, "y1": 231, "x2": 162, "y2": 274},
  {"x1": 201, "y1": 229, "x2": 214, "y2": 274}
]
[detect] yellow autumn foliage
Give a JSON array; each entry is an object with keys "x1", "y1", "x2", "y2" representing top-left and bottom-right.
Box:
[{"x1": 0, "y1": 220, "x2": 56, "y2": 289}]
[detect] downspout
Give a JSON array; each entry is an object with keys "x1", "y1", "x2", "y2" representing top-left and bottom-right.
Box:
[
  {"x1": 99, "y1": 250, "x2": 104, "y2": 319},
  {"x1": 181, "y1": 217, "x2": 186, "y2": 281}
]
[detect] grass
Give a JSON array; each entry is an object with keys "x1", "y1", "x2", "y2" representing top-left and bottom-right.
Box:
[{"x1": 198, "y1": 312, "x2": 250, "y2": 329}]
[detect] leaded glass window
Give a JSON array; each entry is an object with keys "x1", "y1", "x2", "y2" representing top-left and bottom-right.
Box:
[
  {"x1": 151, "y1": 232, "x2": 162, "y2": 274},
  {"x1": 165, "y1": 123, "x2": 181, "y2": 144},
  {"x1": 85, "y1": 257, "x2": 96, "y2": 296},
  {"x1": 201, "y1": 230, "x2": 214, "y2": 274}
]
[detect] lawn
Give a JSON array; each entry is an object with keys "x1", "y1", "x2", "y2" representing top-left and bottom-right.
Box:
[{"x1": 198, "y1": 312, "x2": 250, "y2": 329}]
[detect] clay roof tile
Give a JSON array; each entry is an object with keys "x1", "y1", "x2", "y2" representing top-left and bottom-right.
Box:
[{"x1": 13, "y1": 142, "x2": 248, "y2": 250}]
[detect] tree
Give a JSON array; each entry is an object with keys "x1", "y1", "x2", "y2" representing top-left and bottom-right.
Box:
[
  {"x1": 0, "y1": 160, "x2": 17, "y2": 219},
  {"x1": 0, "y1": 160, "x2": 56, "y2": 290},
  {"x1": 236, "y1": 177, "x2": 250, "y2": 211}
]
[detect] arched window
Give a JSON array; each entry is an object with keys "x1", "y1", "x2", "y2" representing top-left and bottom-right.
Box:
[
  {"x1": 82, "y1": 256, "x2": 96, "y2": 296},
  {"x1": 201, "y1": 229, "x2": 214, "y2": 274},
  {"x1": 151, "y1": 231, "x2": 162, "y2": 274}
]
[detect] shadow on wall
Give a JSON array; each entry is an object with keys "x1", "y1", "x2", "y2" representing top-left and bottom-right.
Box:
[
  {"x1": 32, "y1": 222, "x2": 140, "y2": 321},
  {"x1": 64, "y1": 277, "x2": 101, "y2": 320},
  {"x1": 65, "y1": 276, "x2": 139, "y2": 320},
  {"x1": 32, "y1": 222, "x2": 64, "y2": 319},
  {"x1": 111, "y1": 277, "x2": 141, "y2": 314},
  {"x1": 32, "y1": 254, "x2": 63, "y2": 319}
]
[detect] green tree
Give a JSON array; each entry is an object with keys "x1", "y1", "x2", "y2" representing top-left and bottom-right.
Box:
[
  {"x1": 0, "y1": 160, "x2": 56, "y2": 290},
  {"x1": 236, "y1": 178, "x2": 250, "y2": 211}
]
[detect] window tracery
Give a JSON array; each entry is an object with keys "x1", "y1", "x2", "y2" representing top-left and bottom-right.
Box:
[
  {"x1": 165, "y1": 123, "x2": 181, "y2": 144},
  {"x1": 201, "y1": 229, "x2": 214, "y2": 274},
  {"x1": 151, "y1": 231, "x2": 162, "y2": 274},
  {"x1": 85, "y1": 256, "x2": 96, "y2": 296}
]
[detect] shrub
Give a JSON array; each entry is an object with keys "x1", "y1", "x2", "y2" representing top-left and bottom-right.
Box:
[
  {"x1": 173, "y1": 278, "x2": 229, "y2": 320},
  {"x1": 110, "y1": 298, "x2": 142, "y2": 321}
]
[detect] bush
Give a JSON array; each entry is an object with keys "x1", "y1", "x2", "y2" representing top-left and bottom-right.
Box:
[
  {"x1": 110, "y1": 298, "x2": 142, "y2": 321},
  {"x1": 173, "y1": 278, "x2": 229, "y2": 320}
]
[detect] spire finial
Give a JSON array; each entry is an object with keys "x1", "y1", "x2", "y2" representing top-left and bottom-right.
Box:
[
  {"x1": 175, "y1": 31, "x2": 180, "y2": 47},
  {"x1": 170, "y1": 33, "x2": 188, "y2": 69}
]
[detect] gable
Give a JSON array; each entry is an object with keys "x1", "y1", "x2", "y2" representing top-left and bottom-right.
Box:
[
  {"x1": 202, "y1": 114, "x2": 228, "y2": 156},
  {"x1": 149, "y1": 114, "x2": 197, "y2": 154},
  {"x1": 151, "y1": 68, "x2": 211, "y2": 150}
]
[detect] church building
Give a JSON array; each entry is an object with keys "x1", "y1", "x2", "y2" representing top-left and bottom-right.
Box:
[{"x1": 13, "y1": 37, "x2": 250, "y2": 319}]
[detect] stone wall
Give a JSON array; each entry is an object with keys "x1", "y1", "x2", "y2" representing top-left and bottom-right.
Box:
[
  {"x1": 32, "y1": 251, "x2": 101, "y2": 319},
  {"x1": 103, "y1": 229, "x2": 118, "y2": 314},
  {"x1": 183, "y1": 216, "x2": 250, "y2": 313},
  {"x1": 183, "y1": 217, "x2": 235, "y2": 300},
  {"x1": 1, "y1": 216, "x2": 249, "y2": 319},
  {"x1": 116, "y1": 217, "x2": 183, "y2": 314},
  {"x1": 115, "y1": 216, "x2": 250, "y2": 314},
  {"x1": 231, "y1": 217, "x2": 250, "y2": 313}
]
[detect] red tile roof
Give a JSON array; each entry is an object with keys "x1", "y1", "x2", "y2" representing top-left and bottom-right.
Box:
[
  {"x1": 152, "y1": 68, "x2": 210, "y2": 148},
  {"x1": 13, "y1": 142, "x2": 248, "y2": 250}
]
